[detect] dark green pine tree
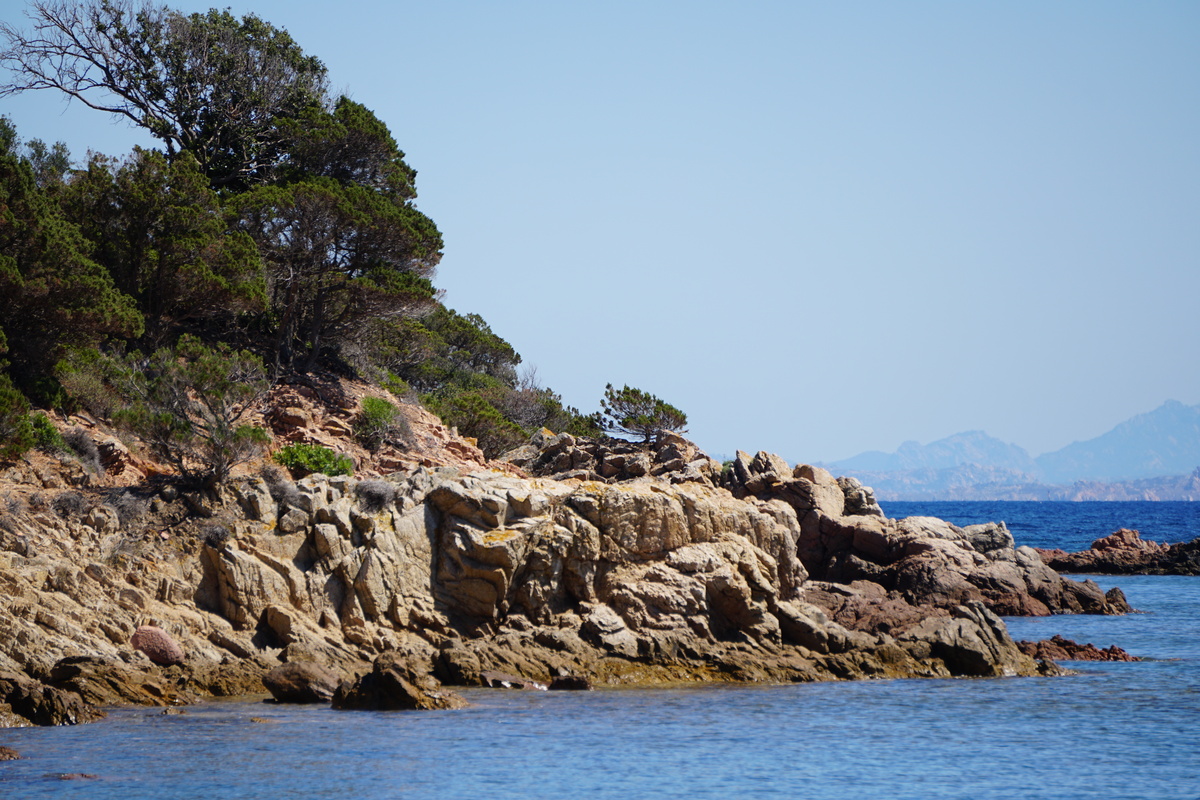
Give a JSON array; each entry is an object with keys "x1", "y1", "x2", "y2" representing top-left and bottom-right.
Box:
[{"x1": 0, "y1": 117, "x2": 142, "y2": 401}]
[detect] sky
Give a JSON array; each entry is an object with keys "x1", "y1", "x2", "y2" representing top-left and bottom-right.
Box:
[{"x1": 3, "y1": 0, "x2": 1198, "y2": 463}]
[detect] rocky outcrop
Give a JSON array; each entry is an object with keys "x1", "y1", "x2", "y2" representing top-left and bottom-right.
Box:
[
  {"x1": 332, "y1": 651, "x2": 467, "y2": 711},
  {"x1": 263, "y1": 661, "x2": 342, "y2": 703},
  {"x1": 1037, "y1": 529, "x2": 1200, "y2": 576},
  {"x1": 2, "y1": 421, "x2": 1129, "y2": 726},
  {"x1": 719, "y1": 450, "x2": 1128, "y2": 617},
  {"x1": 500, "y1": 430, "x2": 722, "y2": 486},
  {"x1": 1017, "y1": 635, "x2": 1139, "y2": 662},
  {"x1": 0, "y1": 669, "x2": 105, "y2": 726}
]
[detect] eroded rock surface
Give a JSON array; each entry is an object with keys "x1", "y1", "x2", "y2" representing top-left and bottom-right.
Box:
[
  {"x1": 1016, "y1": 635, "x2": 1139, "y2": 663},
  {"x1": 1, "y1": 427, "x2": 1126, "y2": 726},
  {"x1": 1037, "y1": 529, "x2": 1200, "y2": 576}
]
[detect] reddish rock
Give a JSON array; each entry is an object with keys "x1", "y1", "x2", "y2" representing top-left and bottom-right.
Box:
[
  {"x1": 0, "y1": 746, "x2": 22, "y2": 760},
  {"x1": 1036, "y1": 529, "x2": 1200, "y2": 576},
  {"x1": 130, "y1": 625, "x2": 185, "y2": 667},
  {"x1": 1017, "y1": 635, "x2": 1139, "y2": 662}
]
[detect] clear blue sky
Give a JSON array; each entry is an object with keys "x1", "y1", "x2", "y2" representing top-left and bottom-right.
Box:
[{"x1": 4, "y1": 1, "x2": 1198, "y2": 463}]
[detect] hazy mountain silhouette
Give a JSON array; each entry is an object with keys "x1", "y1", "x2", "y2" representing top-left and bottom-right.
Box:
[
  {"x1": 833, "y1": 431, "x2": 1038, "y2": 474},
  {"x1": 1035, "y1": 400, "x2": 1200, "y2": 483},
  {"x1": 823, "y1": 400, "x2": 1200, "y2": 499}
]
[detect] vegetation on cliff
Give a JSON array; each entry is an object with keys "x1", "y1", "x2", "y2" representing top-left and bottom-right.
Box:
[{"x1": 0, "y1": 0, "x2": 609, "y2": 468}]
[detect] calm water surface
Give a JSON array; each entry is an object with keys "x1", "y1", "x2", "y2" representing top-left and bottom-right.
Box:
[
  {"x1": 885, "y1": 500, "x2": 1200, "y2": 551},
  {"x1": 2, "y1": 504, "x2": 1198, "y2": 799}
]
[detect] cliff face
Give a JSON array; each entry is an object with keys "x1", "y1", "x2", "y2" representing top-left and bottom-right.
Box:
[{"x1": 0, "y1": 392, "x2": 1119, "y2": 726}]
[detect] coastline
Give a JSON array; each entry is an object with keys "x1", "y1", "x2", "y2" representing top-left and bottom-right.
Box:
[{"x1": 0, "y1": 383, "x2": 1137, "y2": 726}]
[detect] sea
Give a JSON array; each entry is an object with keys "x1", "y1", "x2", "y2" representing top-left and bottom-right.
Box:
[{"x1": 2, "y1": 502, "x2": 1198, "y2": 800}]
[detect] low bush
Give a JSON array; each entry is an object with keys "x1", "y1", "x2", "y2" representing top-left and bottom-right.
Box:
[
  {"x1": 423, "y1": 390, "x2": 528, "y2": 458},
  {"x1": 63, "y1": 427, "x2": 104, "y2": 474},
  {"x1": 51, "y1": 490, "x2": 88, "y2": 519},
  {"x1": 273, "y1": 443, "x2": 353, "y2": 477},
  {"x1": 30, "y1": 413, "x2": 68, "y2": 454},
  {"x1": 201, "y1": 524, "x2": 230, "y2": 549},
  {"x1": 354, "y1": 396, "x2": 409, "y2": 452},
  {"x1": 355, "y1": 479, "x2": 396, "y2": 512},
  {"x1": 2, "y1": 493, "x2": 26, "y2": 515},
  {"x1": 380, "y1": 371, "x2": 412, "y2": 399},
  {"x1": 111, "y1": 491, "x2": 148, "y2": 527},
  {"x1": 259, "y1": 465, "x2": 302, "y2": 509}
]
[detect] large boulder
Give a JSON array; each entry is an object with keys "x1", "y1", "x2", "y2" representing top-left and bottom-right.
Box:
[
  {"x1": 130, "y1": 626, "x2": 185, "y2": 667},
  {"x1": 263, "y1": 662, "x2": 341, "y2": 703}
]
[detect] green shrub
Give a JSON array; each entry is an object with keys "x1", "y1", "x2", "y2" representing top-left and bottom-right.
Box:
[
  {"x1": 423, "y1": 390, "x2": 527, "y2": 458},
  {"x1": 273, "y1": 443, "x2": 353, "y2": 477},
  {"x1": 30, "y1": 412, "x2": 68, "y2": 454},
  {"x1": 380, "y1": 371, "x2": 411, "y2": 398},
  {"x1": 58, "y1": 336, "x2": 271, "y2": 487},
  {"x1": 0, "y1": 376, "x2": 34, "y2": 460},
  {"x1": 354, "y1": 396, "x2": 408, "y2": 452}
]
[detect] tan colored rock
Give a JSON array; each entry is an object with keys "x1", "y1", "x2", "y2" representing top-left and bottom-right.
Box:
[{"x1": 263, "y1": 661, "x2": 341, "y2": 703}]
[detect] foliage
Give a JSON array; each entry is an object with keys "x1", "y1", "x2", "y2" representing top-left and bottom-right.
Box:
[
  {"x1": 419, "y1": 366, "x2": 602, "y2": 458},
  {"x1": 58, "y1": 148, "x2": 265, "y2": 342},
  {"x1": 1, "y1": 1, "x2": 329, "y2": 190},
  {"x1": 29, "y1": 411, "x2": 66, "y2": 453},
  {"x1": 279, "y1": 96, "x2": 419, "y2": 198},
  {"x1": 0, "y1": 5, "x2": 605, "y2": 472},
  {"x1": 354, "y1": 396, "x2": 407, "y2": 452},
  {"x1": 273, "y1": 442, "x2": 352, "y2": 477},
  {"x1": 0, "y1": 116, "x2": 143, "y2": 392},
  {"x1": 599, "y1": 383, "x2": 688, "y2": 443},
  {"x1": 369, "y1": 307, "x2": 520, "y2": 393},
  {"x1": 423, "y1": 390, "x2": 528, "y2": 458},
  {"x1": 0, "y1": 375, "x2": 35, "y2": 459},
  {"x1": 234, "y1": 175, "x2": 441, "y2": 370},
  {"x1": 379, "y1": 371, "x2": 411, "y2": 399},
  {"x1": 57, "y1": 335, "x2": 271, "y2": 486}
]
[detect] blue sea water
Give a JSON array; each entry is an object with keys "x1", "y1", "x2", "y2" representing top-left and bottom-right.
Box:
[
  {"x1": 2, "y1": 503, "x2": 1198, "y2": 800},
  {"x1": 885, "y1": 500, "x2": 1200, "y2": 552}
]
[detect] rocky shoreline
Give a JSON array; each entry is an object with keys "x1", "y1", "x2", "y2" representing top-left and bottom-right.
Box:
[
  {"x1": 1037, "y1": 528, "x2": 1200, "y2": 575},
  {"x1": 0, "y1": 394, "x2": 1138, "y2": 726}
]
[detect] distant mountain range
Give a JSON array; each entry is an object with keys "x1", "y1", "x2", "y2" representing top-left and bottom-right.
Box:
[{"x1": 821, "y1": 400, "x2": 1200, "y2": 501}]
